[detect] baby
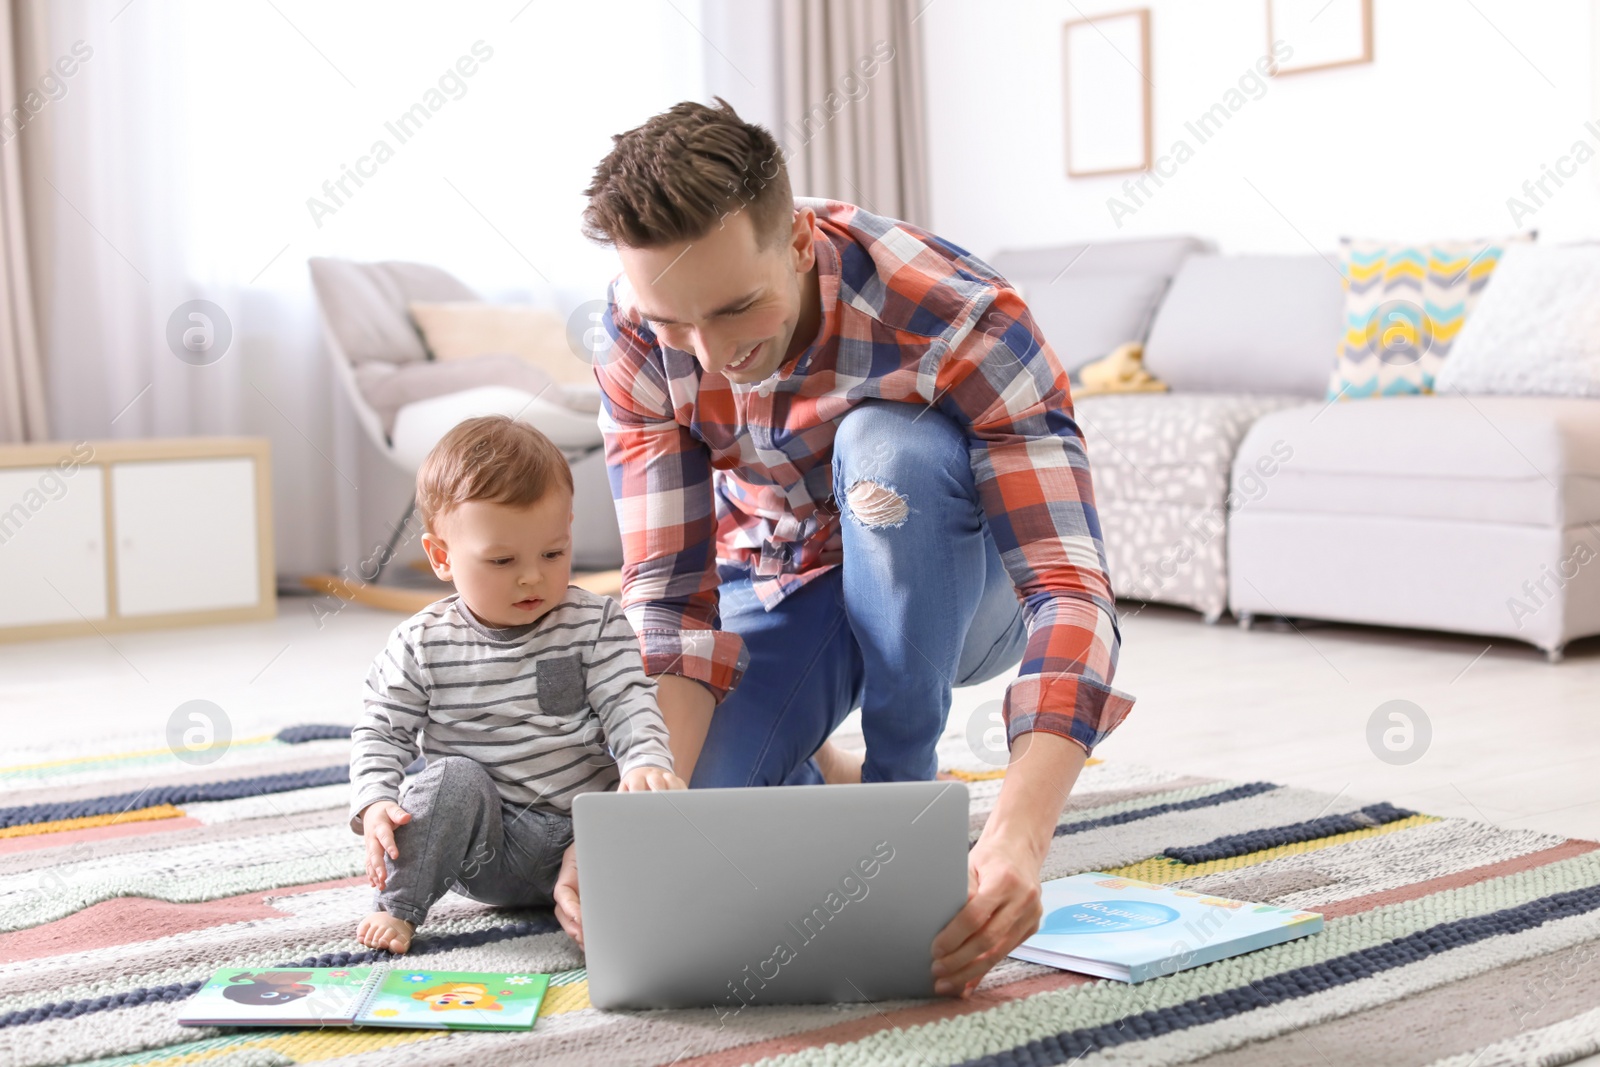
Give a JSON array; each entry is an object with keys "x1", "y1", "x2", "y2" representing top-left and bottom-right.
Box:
[{"x1": 349, "y1": 414, "x2": 683, "y2": 954}]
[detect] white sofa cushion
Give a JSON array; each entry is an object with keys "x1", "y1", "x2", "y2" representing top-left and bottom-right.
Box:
[
  {"x1": 1435, "y1": 243, "x2": 1600, "y2": 399},
  {"x1": 1142, "y1": 255, "x2": 1343, "y2": 397},
  {"x1": 354, "y1": 353, "x2": 560, "y2": 437},
  {"x1": 390, "y1": 385, "x2": 604, "y2": 471},
  {"x1": 989, "y1": 235, "x2": 1210, "y2": 372},
  {"x1": 1233, "y1": 396, "x2": 1600, "y2": 527}
]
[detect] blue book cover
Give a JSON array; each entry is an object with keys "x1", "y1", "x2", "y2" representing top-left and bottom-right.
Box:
[{"x1": 1009, "y1": 873, "x2": 1323, "y2": 983}]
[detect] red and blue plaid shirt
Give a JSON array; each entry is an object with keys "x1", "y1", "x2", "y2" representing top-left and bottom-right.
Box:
[{"x1": 593, "y1": 199, "x2": 1134, "y2": 754}]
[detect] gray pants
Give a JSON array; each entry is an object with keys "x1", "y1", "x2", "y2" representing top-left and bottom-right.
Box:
[{"x1": 375, "y1": 755, "x2": 574, "y2": 927}]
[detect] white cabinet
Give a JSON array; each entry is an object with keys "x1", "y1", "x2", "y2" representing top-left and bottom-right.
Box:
[
  {"x1": 0, "y1": 438, "x2": 274, "y2": 641},
  {"x1": 112, "y1": 457, "x2": 261, "y2": 616},
  {"x1": 0, "y1": 465, "x2": 108, "y2": 626}
]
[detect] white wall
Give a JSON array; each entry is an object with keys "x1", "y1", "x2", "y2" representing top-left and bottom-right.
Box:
[
  {"x1": 921, "y1": 0, "x2": 1600, "y2": 258},
  {"x1": 32, "y1": 1, "x2": 708, "y2": 579},
  {"x1": 703, "y1": 0, "x2": 784, "y2": 135}
]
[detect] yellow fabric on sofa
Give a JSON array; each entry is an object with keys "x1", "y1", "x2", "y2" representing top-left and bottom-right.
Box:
[
  {"x1": 1325, "y1": 235, "x2": 1525, "y2": 401},
  {"x1": 1072, "y1": 342, "x2": 1168, "y2": 397}
]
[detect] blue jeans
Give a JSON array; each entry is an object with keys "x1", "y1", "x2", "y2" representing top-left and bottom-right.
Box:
[{"x1": 690, "y1": 399, "x2": 1030, "y2": 787}]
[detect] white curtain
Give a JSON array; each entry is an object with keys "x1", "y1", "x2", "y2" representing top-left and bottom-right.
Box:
[
  {"x1": 30, "y1": 0, "x2": 705, "y2": 576},
  {"x1": 0, "y1": 0, "x2": 47, "y2": 443},
  {"x1": 779, "y1": 0, "x2": 930, "y2": 228}
]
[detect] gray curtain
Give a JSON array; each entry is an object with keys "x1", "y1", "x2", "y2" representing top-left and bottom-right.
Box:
[
  {"x1": 779, "y1": 0, "x2": 930, "y2": 228},
  {"x1": 0, "y1": 0, "x2": 46, "y2": 442}
]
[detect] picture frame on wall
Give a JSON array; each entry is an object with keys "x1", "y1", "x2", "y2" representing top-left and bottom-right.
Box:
[
  {"x1": 1062, "y1": 8, "x2": 1152, "y2": 178},
  {"x1": 1267, "y1": 0, "x2": 1373, "y2": 76}
]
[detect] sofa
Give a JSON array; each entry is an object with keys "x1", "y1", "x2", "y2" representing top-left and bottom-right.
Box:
[
  {"x1": 1230, "y1": 395, "x2": 1600, "y2": 661},
  {"x1": 998, "y1": 237, "x2": 1600, "y2": 659}
]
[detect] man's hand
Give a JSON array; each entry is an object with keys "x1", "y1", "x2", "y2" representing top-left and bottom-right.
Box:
[
  {"x1": 929, "y1": 834, "x2": 1045, "y2": 997},
  {"x1": 929, "y1": 731, "x2": 1087, "y2": 997},
  {"x1": 553, "y1": 840, "x2": 583, "y2": 948},
  {"x1": 619, "y1": 765, "x2": 686, "y2": 791},
  {"x1": 361, "y1": 800, "x2": 412, "y2": 891}
]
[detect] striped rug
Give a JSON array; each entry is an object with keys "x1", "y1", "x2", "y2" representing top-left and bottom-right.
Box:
[{"x1": 3, "y1": 727, "x2": 1598, "y2": 1067}]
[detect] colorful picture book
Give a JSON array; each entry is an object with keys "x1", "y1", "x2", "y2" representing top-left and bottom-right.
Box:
[
  {"x1": 1008, "y1": 873, "x2": 1323, "y2": 983},
  {"x1": 178, "y1": 967, "x2": 551, "y2": 1030}
]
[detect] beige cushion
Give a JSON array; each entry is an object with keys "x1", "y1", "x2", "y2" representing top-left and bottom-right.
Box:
[{"x1": 409, "y1": 301, "x2": 594, "y2": 386}]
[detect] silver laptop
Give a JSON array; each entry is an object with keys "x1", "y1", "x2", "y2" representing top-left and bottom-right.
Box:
[{"x1": 572, "y1": 780, "x2": 969, "y2": 1010}]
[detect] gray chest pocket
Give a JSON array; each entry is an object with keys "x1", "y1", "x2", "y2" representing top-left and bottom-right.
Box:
[{"x1": 535, "y1": 654, "x2": 587, "y2": 716}]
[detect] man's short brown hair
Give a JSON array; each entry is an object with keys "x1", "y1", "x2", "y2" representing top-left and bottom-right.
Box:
[
  {"x1": 581, "y1": 96, "x2": 792, "y2": 250},
  {"x1": 417, "y1": 415, "x2": 574, "y2": 532}
]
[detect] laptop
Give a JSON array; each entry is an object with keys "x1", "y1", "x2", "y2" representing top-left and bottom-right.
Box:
[{"x1": 572, "y1": 780, "x2": 969, "y2": 1010}]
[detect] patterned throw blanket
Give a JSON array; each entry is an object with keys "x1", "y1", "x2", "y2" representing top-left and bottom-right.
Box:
[{"x1": 2, "y1": 728, "x2": 1598, "y2": 1067}]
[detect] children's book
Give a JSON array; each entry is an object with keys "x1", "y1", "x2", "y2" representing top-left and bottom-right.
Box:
[
  {"x1": 1008, "y1": 873, "x2": 1323, "y2": 983},
  {"x1": 178, "y1": 967, "x2": 551, "y2": 1030}
]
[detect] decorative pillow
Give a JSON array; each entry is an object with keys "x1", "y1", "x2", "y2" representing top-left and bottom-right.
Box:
[
  {"x1": 408, "y1": 301, "x2": 594, "y2": 387},
  {"x1": 1326, "y1": 235, "x2": 1525, "y2": 400},
  {"x1": 1434, "y1": 243, "x2": 1600, "y2": 398}
]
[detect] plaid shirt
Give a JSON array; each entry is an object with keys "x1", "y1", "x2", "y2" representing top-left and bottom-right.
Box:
[{"x1": 593, "y1": 198, "x2": 1134, "y2": 755}]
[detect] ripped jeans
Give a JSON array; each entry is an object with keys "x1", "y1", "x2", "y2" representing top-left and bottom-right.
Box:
[{"x1": 690, "y1": 399, "x2": 1030, "y2": 787}]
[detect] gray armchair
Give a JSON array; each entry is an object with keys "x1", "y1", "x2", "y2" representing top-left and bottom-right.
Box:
[{"x1": 308, "y1": 257, "x2": 623, "y2": 573}]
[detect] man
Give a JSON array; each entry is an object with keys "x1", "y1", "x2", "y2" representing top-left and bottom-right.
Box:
[{"x1": 554, "y1": 98, "x2": 1134, "y2": 998}]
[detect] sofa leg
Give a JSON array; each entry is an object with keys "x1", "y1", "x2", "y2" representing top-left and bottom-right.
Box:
[
  {"x1": 1237, "y1": 612, "x2": 1254, "y2": 631},
  {"x1": 1546, "y1": 645, "x2": 1565, "y2": 665},
  {"x1": 1202, "y1": 609, "x2": 1223, "y2": 625}
]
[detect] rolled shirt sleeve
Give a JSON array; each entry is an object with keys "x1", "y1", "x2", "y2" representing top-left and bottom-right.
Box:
[
  {"x1": 593, "y1": 284, "x2": 750, "y2": 703},
  {"x1": 929, "y1": 287, "x2": 1135, "y2": 755}
]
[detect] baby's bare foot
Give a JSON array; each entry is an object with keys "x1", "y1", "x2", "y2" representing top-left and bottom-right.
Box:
[{"x1": 357, "y1": 911, "x2": 414, "y2": 953}]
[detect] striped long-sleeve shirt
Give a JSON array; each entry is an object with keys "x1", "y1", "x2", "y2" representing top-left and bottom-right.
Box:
[
  {"x1": 593, "y1": 197, "x2": 1135, "y2": 756},
  {"x1": 348, "y1": 586, "x2": 674, "y2": 831}
]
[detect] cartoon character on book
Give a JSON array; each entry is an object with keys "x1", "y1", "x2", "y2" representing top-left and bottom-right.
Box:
[
  {"x1": 221, "y1": 971, "x2": 316, "y2": 1006},
  {"x1": 411, "y1": 981, "x2": 504, "y2": 1012}
]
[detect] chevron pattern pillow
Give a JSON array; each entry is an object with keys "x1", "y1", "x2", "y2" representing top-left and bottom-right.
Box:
[{"x1": 1326, "y1": 235, "x2": 1525, "y2": 400}]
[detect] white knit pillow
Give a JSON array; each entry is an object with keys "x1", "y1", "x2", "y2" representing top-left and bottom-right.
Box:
[{"x1": 1435, "y1": 243, "x2": 1600, "y2": 397}]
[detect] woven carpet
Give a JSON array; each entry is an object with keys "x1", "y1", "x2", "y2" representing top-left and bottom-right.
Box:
[{"x1": 3, "y1": 727, "x2": 1599, "y2": 1067}]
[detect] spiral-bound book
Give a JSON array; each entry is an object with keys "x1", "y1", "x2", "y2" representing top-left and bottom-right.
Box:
[{"x1": 178, "y1": 968, "x2": 551, "y2": 1030}]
